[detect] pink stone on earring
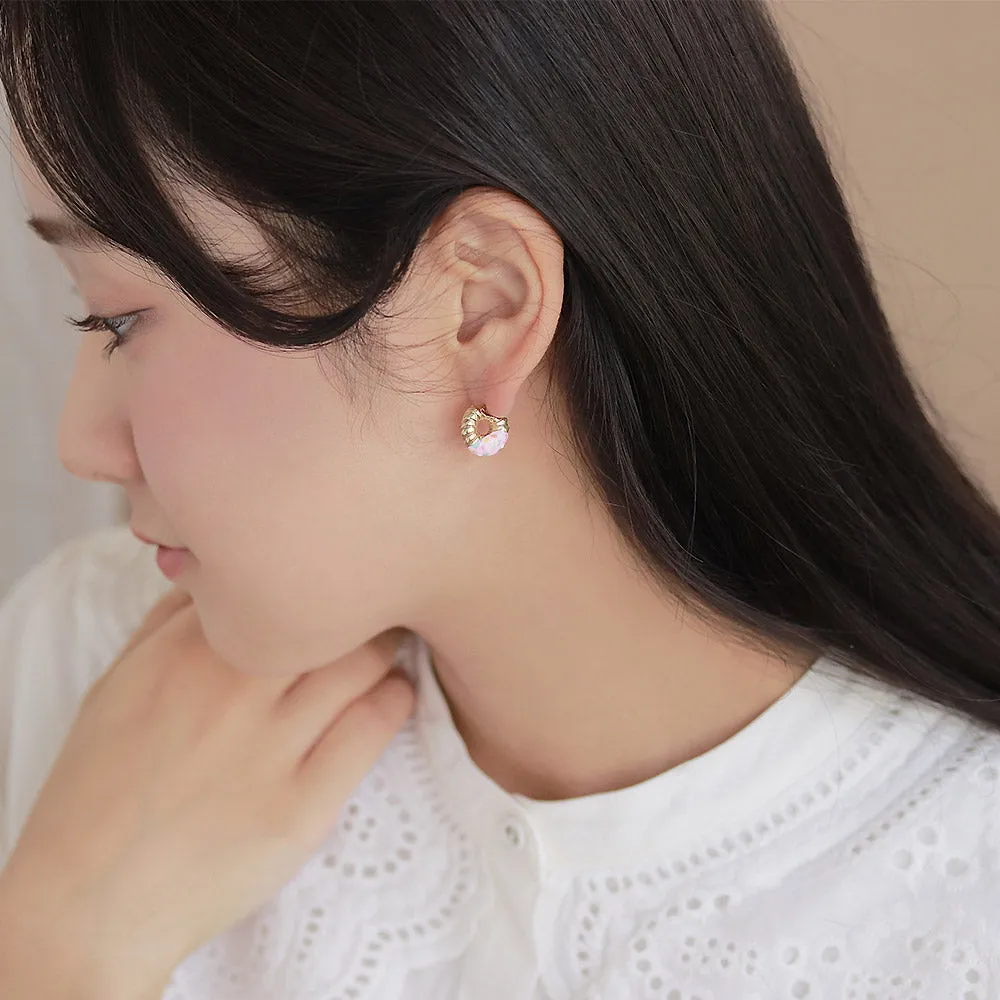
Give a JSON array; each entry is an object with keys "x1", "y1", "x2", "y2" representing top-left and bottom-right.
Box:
[{"x1": 460, "y1": 404, "x2": 510, "y2": 457}]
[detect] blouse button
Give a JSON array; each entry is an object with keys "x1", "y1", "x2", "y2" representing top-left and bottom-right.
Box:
[{"x1": 502, "y1": 813, "x2": 529, "y2": 849}]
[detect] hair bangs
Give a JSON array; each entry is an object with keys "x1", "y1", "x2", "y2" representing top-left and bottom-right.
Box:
[{"x1": 0, "y1": 2, "x2": 378, "y2": 353}]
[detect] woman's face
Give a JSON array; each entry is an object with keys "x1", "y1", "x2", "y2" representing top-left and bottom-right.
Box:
[{"x1": 12, "y1": 135, "x2": 510, "y2": 675}]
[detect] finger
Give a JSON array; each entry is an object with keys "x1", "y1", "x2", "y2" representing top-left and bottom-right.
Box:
[
  {"x1": 369, "y1": 627, "x2": 410, "y2": 660},
  {"x1": 293, "y1": 668, "x2": 416, "y2": 827},
  {"x1": 121, "y1": 587, "x2": 194, "y2": 659},
  {"x1": 271, "y1": 629, "x2": 411, "y2": 756},
  {"x1": 87, "y1": 588, "x2": 194, "y2": 699}
]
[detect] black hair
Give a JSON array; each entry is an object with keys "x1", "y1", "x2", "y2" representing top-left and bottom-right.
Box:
[{"x1": 2, "y1": 1, "x2": 998, "y2": 724}]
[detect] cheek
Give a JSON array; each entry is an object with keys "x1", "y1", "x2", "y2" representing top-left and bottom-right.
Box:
[
  {"x1": 128, "y1": 354, "x2": 282, "y2": 530},
  {"x1": 126, "y1": 342, "x2": 411, "y2": 673}
]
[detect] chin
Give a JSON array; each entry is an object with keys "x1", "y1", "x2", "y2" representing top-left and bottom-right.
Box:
[
  {"x1": 193, "y1": 591, "x2": 388, "y2": 679},
  {"x1": 195, "y1": 610, "x2": 301, "y2": 677}
]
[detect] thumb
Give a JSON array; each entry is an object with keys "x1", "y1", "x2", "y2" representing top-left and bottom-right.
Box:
[
  {"x1": 123, "y1": 586, "x2": 194, "y2": 656},
  {"x1": 91, "y1": 586, "x2": 194, "y2": 694}
]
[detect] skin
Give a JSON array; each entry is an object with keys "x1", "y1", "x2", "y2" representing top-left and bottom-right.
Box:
[{"x1": 12, "y1": 132, "x2": 814, "y2": 802}]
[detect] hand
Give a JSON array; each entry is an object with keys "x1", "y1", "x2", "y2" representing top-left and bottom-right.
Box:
[{"x1": 0, "y1": 587, "x2": 415, "y2": 998}]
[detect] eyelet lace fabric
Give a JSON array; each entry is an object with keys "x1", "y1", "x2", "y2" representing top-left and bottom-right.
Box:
[
  {"x1": 163, "y1": 719, "x2": 493, "y2": 1000},
  {"x1": 0, "y1": 525, "x2": 998, "y2": 1000},
  {"x1": 541, "y1": 723, "x2": 999, "y2": 1000}
]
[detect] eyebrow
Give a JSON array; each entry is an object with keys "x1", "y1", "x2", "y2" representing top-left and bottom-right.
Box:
[{"x1": 26, "y1": 214, "x2": 111, "y2": 251}]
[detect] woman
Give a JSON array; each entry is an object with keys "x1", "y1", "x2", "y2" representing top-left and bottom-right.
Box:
[{"x1": 0, "y1": 2, "x2": 998, "y2": 998}]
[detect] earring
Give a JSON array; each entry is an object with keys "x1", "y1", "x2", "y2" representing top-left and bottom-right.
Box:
[{"x1": 460, "y1": 404, "x2": 510, "y2": 457}]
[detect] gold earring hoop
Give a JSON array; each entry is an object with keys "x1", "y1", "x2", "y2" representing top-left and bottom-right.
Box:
[{"x1": 460, "y1": 404, "x2": 510, "y2": 457}]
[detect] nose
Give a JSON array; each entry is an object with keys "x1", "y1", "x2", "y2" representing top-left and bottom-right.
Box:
[{"x1": 57, "y1": 337, "x2": 141, "y2": 486}]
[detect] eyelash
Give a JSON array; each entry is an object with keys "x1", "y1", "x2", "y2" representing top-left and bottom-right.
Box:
[{"x1": 66, "y1": 311, "x2": 141, "y2": 359}]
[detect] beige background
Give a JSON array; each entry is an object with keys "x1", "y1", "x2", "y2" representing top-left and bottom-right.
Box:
[
  {"x1": 1, "y1": 1, "x2": 997, "y2": 596},
  {"x1": 775, "y1": 0, "x2": 999, "y2": 501}
]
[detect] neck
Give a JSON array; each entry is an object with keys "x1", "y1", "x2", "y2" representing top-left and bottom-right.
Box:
[{"x1": 407, "y1": 410, "x2": 817, "y2": 802}]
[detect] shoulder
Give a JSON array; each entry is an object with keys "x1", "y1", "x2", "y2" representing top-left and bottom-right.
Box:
[
  {"x1": 800, "y1": 702, "x2": 1000, "y2": 990},
  {"x1": 0, "y1": 525, "x2": 169, "y2": 861},
  {"x1": 540, "y1": 684, "x2": 1000, "y2": 998},
  {"x1": 821, "y1": 708, "x2": 1000, "y2": 992}
]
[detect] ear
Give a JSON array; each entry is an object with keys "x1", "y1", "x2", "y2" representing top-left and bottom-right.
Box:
[{"x1": 424, "y1": 187, "x2": 565, "y2": 421}]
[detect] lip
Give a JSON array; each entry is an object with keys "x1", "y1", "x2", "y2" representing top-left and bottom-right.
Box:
[
  {"x1": 131, "y1": 525, "x2": 186, "y2": 550},
  {"x1": 155, "y1": 545, "x2": 190, "y2": 581}
]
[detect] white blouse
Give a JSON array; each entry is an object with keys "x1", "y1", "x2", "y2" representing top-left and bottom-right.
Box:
[{"x1": 1, "y1": 525, "x2": 998, "y2": 999}]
